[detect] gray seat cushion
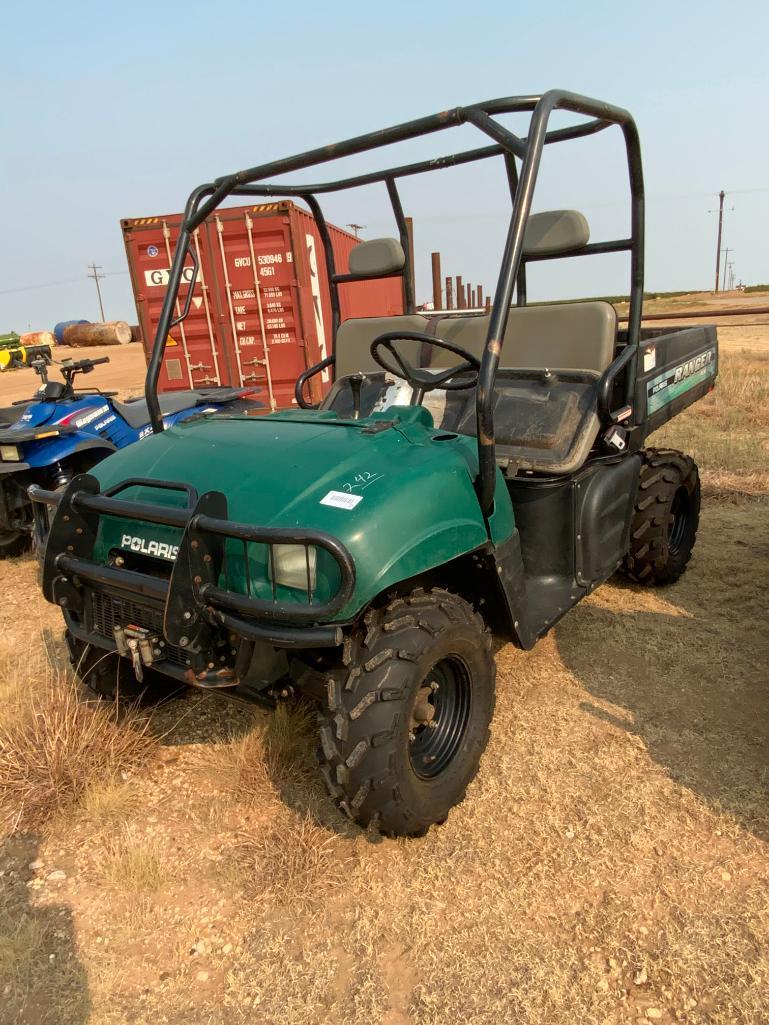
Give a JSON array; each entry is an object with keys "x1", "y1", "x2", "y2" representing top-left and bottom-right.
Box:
[
  {"x1": 430, "y1": 301, "x2": 617, "y2": 374},
  {"x1": 334, "y1": 314, "x2": 429, "y2": 377},
  {"x1": 522, "y1": 210, "x2": 590, "y2": 257},
  {"x1": 348, "y1": 238, "x2": 406, "y2": 277}
]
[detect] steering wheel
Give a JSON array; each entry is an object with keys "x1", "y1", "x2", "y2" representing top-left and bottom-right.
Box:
[{"x1": 370, "y1": 331, "x2": 480, "y2": 399}]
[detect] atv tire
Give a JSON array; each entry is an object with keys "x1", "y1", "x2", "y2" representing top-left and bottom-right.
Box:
[
  {"x1": 318, "y1": 588, "x2": 495, "y2": 837},
  {"x1": 621, "y1": 448, "x2": 700, "y2": 586},
  {"x1": 66, "y1": 631, "x2": 187, "y2": 706},
  {"x1": 0, "y1": 529, "x2": 31, "y2": 560}
]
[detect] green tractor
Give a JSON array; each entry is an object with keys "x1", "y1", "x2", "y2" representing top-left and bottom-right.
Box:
[{"x1": 33, "y1": 91, "x2": 717, "y2": 836}]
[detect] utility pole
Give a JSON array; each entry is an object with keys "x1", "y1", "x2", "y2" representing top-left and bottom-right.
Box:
[
  {"x1": 721, "y1": 247, "x2": 732, "y2": 291},
  {"x1": 710, "y1": 190, "x2": 733, "y2": 294},
  {"x1": 713, "y1": 191, "x2": 725, "y2": 293},
  {"x1": 346, "y1": 223, "x2": 365, "y2": 238},
  {"x1": 87, "y1": 263, "x2": 106, "y2": 321}
]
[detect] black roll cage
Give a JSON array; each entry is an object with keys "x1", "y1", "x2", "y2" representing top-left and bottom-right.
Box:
[{"x1": 146, "y1": 89, "x2": 644, "y2": 516}]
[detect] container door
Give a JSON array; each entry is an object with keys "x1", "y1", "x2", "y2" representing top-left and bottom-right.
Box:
[
  {"x1": 207, "y1": 208, "x2": 311, "y2": 410},
  {"x1": 122, "y1": 218, "x2": 227, "y2": 392}
]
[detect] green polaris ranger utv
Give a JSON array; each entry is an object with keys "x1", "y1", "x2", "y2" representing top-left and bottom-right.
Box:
[{"x1": 32, "y1": 91, "x2": 717, "y2": 836}]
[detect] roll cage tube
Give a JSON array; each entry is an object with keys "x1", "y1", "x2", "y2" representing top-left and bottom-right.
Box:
[{"x1": 145, "y1": 90, "x2": 645, "y2": 519}]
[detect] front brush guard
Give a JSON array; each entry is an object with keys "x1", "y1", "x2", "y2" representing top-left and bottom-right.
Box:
[{"x1": 30, "y1": 474, "x2": 355, "y2": 658}]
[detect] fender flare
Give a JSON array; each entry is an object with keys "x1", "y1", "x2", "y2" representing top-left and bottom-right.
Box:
[
  {"x1": 25, "y1": 437, "x2": 117, "y2": 470},
  {"x1": 66, "y1": 438, "x2": 117, "y2": 460}
]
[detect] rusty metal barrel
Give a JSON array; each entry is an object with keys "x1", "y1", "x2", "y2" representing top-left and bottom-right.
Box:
[
  {"x1": 61, "y1": 321, "x2": 132, "y2": 347},
  {"x1": 53, "y1": 320, "x2": 89, "y2": 345},
  {"x1": 20, "y1": 331, "x2": 56, "y2": 348}
]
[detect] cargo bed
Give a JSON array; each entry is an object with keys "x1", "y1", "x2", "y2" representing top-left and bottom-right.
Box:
[{"x1": 632, "y1": 325, "x2": 718, "y2": 438}]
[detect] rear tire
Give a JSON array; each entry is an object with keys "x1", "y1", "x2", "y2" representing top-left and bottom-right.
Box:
[
  {"x1": 318, "y1": 588, "x2": 495, "y2": 837},
  {"x1": 620, "y1": 448, "x2": 700, "y2": 586},
  {"x1": 0, "y1": 529, "x2": 31, "y2": 560},
  {"x1": 66, "y1": 631, "x2": 187, "y2": 706}
]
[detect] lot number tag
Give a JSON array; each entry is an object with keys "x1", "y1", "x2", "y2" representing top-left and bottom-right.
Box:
[{"x1": 320, "y1": 491, "x2": 363, "y2": 510}]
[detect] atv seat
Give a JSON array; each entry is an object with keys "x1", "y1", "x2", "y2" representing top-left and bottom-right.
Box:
[
  {"x1": 327, "y1": 213, "x2": 618, "y2": 474},
  {"x1": 113, "y1": 389, "x2": 245, "y2": 430},
  {"x1": 425, "y1": 302, "x2": 617, "y2": 473}
]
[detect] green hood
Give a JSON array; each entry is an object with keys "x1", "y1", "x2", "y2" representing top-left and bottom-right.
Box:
[{"x1": 91, "y1": 407, "x2": 513, "y2": 621}]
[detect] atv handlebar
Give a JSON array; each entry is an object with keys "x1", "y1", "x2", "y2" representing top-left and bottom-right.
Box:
[{"x1": 61, "y1": 356, "x2": 111, "y2": 375}]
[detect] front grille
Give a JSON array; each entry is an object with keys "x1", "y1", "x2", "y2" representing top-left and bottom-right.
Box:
[{"x1": 89, "y1": 591, "x2": 190, "y2": 669}]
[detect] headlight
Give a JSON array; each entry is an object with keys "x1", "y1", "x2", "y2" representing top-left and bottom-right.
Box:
[
  {"x1": 0, "y1": 445, "x2": 21, "y2": 462},
  {"x1": 269, "y1": 544, "x2": 317, "y2": 592}
]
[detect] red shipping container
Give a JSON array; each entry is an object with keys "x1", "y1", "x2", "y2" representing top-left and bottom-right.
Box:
[{"x1": 121, "y1": 201, "x2": 404, "y2": 409}]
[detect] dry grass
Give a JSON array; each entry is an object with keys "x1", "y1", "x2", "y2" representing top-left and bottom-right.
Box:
[
  {"x1": 236, "y1": 810, "x2": 352, "y2": 908},
  {"x1": 653, "y1": 346, "x2": 769, "y2": 493},
  {"x1": 101, "y1": 828, "x2": 171, "y2": 892},
  {"x1": 201, "y1": 700, "x2": 319, "y2": 804},
  {"x1": 0, "y1": 649, "x2": 156, "y2": 833},
  {"x1": 0, "y1": 854, "x2": 90, "y2": 1024},
  {"x1": 0, "y1": 893, "x2": 48, "y2": 986},
  {"x1": 696, "y1": 352, "x2": 769, "y2": 430},
  {"x1": 76, "y1": 778, "x2": 143, "y2": 828}
]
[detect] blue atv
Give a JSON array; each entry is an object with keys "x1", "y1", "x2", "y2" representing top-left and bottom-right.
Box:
[{"x1": 0, "y1": 355, "x2": 261, "y2": 557}]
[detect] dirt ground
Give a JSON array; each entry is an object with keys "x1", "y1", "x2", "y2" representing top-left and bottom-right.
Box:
[
  {"x1": 1, "y1": 317, "x2": 768, "y2": 1024},
  {"x1": 0, "y1": 344, "x2": 148, "y2": 406}
]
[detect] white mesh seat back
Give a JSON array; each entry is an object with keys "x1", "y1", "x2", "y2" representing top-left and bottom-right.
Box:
[{"x1": 334, "y1": 315, "x2": 429, "y2": 378}]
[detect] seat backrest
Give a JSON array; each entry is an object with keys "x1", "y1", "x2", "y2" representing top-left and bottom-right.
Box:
[
  {"x1": 348, "y1": 237, "x2": 406, "y2": 276},
  {"x1": 334, "y1": 314, "x2": 429, "y2": 377},
  {"x1": 430, "y1": 301, "x2": 617, "y2": 374}
]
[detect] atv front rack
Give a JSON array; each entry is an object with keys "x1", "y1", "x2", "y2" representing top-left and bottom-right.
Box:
[{"x1": 30, "y1": 474, "x2": 356, "y2": 652}]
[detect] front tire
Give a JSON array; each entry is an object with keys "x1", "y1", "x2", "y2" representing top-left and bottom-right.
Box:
[
  {"x1": 318, "y1": 588, "x2": 495, "y2": 837},
  {"x1": 620, "y1": 448, "x2": 700, "y2": 586}
]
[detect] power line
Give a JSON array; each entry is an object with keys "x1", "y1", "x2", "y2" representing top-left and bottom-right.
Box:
[
  {"x1": 0, "y1": 274, "x2": 85, "y2": 296},
  {"x1": 0, "y1": 269, "x2": 128, "y2": 297}
]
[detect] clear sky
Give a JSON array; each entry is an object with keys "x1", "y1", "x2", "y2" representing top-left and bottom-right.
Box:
[{"x1": 2, "y1": 0, "x2": 767, "y2": 331}]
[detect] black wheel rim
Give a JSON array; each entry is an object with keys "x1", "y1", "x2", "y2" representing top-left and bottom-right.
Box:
[
  {"x1": 409, "y1": 655, "x2": 472, "y2": 779},
  {"x1": 668, "y1": 486, "x2": 689, "y2": 554}
]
